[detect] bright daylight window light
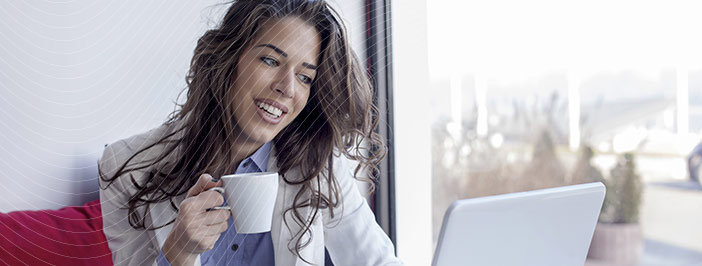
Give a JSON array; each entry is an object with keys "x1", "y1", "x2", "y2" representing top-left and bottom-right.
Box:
[
  {"x1": 392, "y1": 0, "x2": 702, "y2": 264},
  {"x1": 427, "y1": 0, "x2": 702, "y2": 79},
  {"x1": 677, "y1": 67, "x2": 689, "y2": 135}
]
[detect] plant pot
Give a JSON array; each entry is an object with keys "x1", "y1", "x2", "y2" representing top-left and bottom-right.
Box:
[{"x1": 587, "y1": 222, "x2": 643, "y2": 266}]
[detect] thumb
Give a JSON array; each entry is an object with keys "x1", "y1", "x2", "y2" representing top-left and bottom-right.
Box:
[{"x1": 187, "y1": 173, "x2": 222, "y2": 198}]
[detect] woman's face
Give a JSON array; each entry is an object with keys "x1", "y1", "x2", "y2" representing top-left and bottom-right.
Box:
[{"x1": 230, "y1": 17, "x2": 321, "y2": 146}]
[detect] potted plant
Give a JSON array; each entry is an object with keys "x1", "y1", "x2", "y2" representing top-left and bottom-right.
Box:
[{"x1": 578, "y1": 152, "x2": 644, "y2": 265}]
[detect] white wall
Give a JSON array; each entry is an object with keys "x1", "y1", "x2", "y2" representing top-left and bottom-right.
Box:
[
  {"x1": 0, "y1": 0, "x2": 367, "y2": 212},
  {"x1": 392, "y1": 0, "x2": 434, "y2": 265}
]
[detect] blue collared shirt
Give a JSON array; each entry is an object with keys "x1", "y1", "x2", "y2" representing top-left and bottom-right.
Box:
[{"x1": 158, "y1": 142, "x2": 275, "y2": 266}]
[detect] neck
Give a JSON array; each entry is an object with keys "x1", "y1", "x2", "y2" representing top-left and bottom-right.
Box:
[{"x1": 231, "y1": 138, "x2": 264, "y2": 167}]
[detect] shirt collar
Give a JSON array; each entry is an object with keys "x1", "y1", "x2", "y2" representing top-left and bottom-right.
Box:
[{"x1": 247, "y1": 142, "x2": 272, "y2": 172}]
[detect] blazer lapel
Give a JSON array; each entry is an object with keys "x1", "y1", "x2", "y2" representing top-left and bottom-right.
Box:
[
  {"x1": 268, "y1": 150, "x2": 294, "y2": 265},
  {"x1": 268, "y1": 149, "x2": 317, "y2": 266}
]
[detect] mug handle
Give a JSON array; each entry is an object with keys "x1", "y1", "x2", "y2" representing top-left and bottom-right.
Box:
[
  {"x1": 207, "y1": 187, "x2": 225, "y2": 194},
  {"x1": 206, "y1": 187, "x2": 231, "y2": 211}
]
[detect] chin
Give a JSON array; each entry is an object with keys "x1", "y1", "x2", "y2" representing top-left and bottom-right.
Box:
[{"x1": 247, "y1": 127, "x2": 279, "y2": 144}]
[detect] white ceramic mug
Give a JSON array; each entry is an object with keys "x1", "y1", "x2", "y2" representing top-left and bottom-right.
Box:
[{"x1": 207, "y1": 172, "x2": 279, "y2": 234}]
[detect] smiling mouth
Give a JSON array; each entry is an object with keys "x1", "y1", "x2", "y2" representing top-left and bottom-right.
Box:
[{"x1": 256, "y1": 101, "x2": 283, "y2": 118}]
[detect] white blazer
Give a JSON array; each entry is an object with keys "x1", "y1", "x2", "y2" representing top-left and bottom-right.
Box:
[{"x1": 99, "y1": 123, "x2": 403, "y2": 266}]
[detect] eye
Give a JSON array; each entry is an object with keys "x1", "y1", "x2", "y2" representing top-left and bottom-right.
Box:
[
  {"x1": 297, "y1": 74, "x2": 313, "y2": 85},
  {"x1": 260, "y1": 56, "x2": 279, "y2": 67}
]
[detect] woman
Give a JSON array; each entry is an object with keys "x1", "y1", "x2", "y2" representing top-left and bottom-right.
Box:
[{"x1": 98, "y1": 0, "x2": 402, "y2": 265}]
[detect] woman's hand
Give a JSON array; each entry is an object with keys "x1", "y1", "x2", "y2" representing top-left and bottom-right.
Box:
[{"x1": 162, "y1": 174, "x2": 230, "y2": 266}]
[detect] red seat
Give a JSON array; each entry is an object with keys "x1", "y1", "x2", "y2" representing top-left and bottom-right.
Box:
[{"x1": 0, "y1": 200, "x2": 112, "y2": 265}]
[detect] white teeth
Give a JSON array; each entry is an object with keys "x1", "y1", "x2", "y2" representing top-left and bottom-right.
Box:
[{"x1": 257, "y1": 102, "x2": 282, "y2": 118}]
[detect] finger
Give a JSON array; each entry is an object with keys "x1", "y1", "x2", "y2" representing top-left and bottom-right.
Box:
[
  {"x1": 201, "y1": 209, "x2": 231, "y2": 225},
  {"x1": 187, "y1": 173, "x2": 222, "y2": 197},
  {"x1": 202, "y1": 222, "x2": 230, "y2": 236},
  {"x1": 199, "y1": 190, "x2": 226, "y2": 208},
  {"x1": 181, "y1": 191, "x2": 225, "y2": 213}
]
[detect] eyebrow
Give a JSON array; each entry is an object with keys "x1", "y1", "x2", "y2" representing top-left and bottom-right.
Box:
[{"x1": 254, "y1": 43, "x2": 318, "y2": 70}]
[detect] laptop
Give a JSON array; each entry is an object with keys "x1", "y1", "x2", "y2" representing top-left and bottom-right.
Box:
[{"x1": 432, "y1": 182, "x2": 605, "y2": 266}]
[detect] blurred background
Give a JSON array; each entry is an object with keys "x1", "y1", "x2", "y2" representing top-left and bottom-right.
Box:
[{"x1": 422, "y1": 0, "x2": 702, "y2": 265}]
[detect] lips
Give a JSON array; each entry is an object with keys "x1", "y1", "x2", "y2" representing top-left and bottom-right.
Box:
[
  {"x1": 255, "y1": 98, "x2": 289, "y2": 114},
  {"x1": 257, "y1": 101, "x2": 283, "y2": 117},
  {"x1": 254, "y1": 99, "x2": 288, "y2": 124}
]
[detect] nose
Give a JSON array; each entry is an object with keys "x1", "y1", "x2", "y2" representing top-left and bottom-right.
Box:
[{"x1": 272, "y1": 68, "x2": 295, "y2": 98}]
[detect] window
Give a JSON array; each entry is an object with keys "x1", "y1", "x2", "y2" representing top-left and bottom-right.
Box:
[{"x1": 391, "y1": 0, "x2": 702, "y2": 264}]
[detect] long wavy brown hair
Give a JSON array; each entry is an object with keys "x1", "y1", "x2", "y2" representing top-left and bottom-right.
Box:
[{"x1": 99, "y1": 0, "x2": 385, "y2": 261}]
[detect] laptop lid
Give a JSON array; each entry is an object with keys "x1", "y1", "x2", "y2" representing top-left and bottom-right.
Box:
[{"x1": 432, "y1": 182, "x2": 605, "y2": 266}]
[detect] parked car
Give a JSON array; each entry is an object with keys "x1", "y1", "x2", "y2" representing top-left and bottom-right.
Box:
[{"x1": 687, "y1": 141, "x2": 702, "y2": 185}]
